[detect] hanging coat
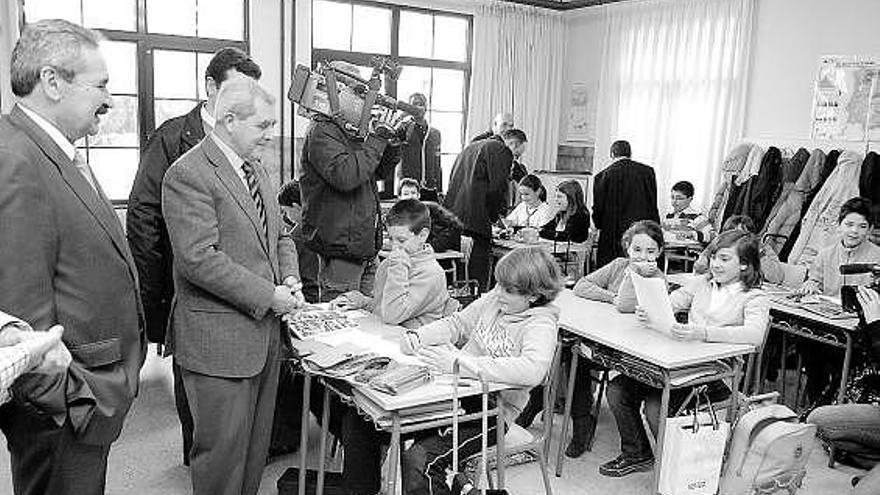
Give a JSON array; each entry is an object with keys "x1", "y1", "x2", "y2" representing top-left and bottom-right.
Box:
[
  {"x1": 707, "y1": 143, "x2": 752, "y2": 231},
  {"x1": 760, "y1": 147, "x2": 810, "y2": 251},
  {"x1": 745, "y1": 146, "x2": 783, "y2": 231},
  {"x1": 861, "y1": 151, "x2": 880, "y2": 204},
  {"x1": 789, "y1": 150, "x2": 864, "y2": 266},
  {"x1": 780, "y1": 149, "x2": 839, "y2": 260},
  {"x1": 722, "y1": 145, "x2": 765, "y2": 225}
]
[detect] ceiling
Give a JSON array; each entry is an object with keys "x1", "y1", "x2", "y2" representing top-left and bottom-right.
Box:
[{"x1": 502, "y1": 0, "x2": 630, "y2": 10}]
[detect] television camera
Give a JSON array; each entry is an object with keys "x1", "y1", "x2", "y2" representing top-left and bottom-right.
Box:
[
  {"x1": 287, "y1": 56, "x2": 425, "y2": 140},
  {"x1": 840, "y1": 263, "x2": 880, "y2": 321}
]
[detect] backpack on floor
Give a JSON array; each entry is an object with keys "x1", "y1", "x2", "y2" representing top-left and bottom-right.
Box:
[{"x1": 718, "y1": 403, "x2": 816, "y2": 495}]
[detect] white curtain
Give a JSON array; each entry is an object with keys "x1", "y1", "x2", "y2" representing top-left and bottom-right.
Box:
[
  {"x1": 593, "y1": 0, "x2": 755, "y2": 210},
  {"x1": 467, "y1": 1, "x2": 567, "y2": 171},
  {"x1": 0, "y1": 1, "x2": 21, "y2": 113}
]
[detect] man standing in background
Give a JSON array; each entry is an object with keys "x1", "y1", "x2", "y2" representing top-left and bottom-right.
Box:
[
  {"x1": 592, "y1": 140, "x2": 660, "y2": 267},
  {"x1": 126, "y1": 47, "x2": 261, "y2": 467},
  {"x1": 0, "y1": 19, "x2": 146, "y2": 494},
  {"x1": 398, "y1": 92, "x2": 442, "y2": 192},
  {"x1": 471, "y1": 111, "x2": 514, "y2": 142}
]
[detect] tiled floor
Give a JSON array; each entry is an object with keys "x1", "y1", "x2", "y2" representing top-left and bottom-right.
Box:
[{"x1": 0, "y1": 347, "x2": 863, "y2": 494}]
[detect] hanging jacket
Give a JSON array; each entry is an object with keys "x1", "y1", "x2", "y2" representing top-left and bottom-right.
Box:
[
  {"x1": 760, "y1": 148, "x2": 811, "y2": 252},
  {"x1": 708, "y1": 143, "x2": 752, "y2": 231},
  {"x1": 745, "y1": 146, "x2": 783, "y2": 231},
  {"x1": 780, "y1": 149, "x2": 839, "y2": 260},
  {"x1": 861, "y1": 151, "x2": 880, "y2": 204},
  {"x1": 789, "y1": 150, "x2": 863, "y2": 266},
  {"x1": 722, "y1": 145, "x2": 765, "y2": 225}
]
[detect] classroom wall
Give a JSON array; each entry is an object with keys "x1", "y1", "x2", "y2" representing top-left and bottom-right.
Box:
[{"x1": 743, "y1": 0, "x2": 880, "y2": 148}]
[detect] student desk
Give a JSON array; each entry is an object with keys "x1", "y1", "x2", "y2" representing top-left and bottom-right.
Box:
[
  {"x1": 492, "y1": 237, "x2": 592, "y2": 280},
  {"x1": 288, "y1": 312, "x2": 510, "y2": 495},
  {"x1": 666, "y1": 273, "x2": 861, "y2": 411},
  {"x1": 553, "y1": 290, "x2": 754, "y2": 493},
  {"x1": 662, "y1": 239, "x2": 703, "y2": 274}
]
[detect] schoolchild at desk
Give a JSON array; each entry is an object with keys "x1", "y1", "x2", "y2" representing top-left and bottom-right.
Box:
[
  {"x1": 539, "y1": 179, "x2": 591, "y2": 243},
  {"x1": 503, "y1": 174, "x2": 555, "y2": 230},
  {"x1": 694, "y1": 215, "x2": 785, "y2": 285},
  {"x1": 600, "y1": 230, "x2": 770, "y2": 477},
  {"x1": 796, "y1": 197, "x2": 880, "y2": 297},
  {"x1": 331, "y1": 199, "x2": 459, "y2": 328},
  {"x1": 661, "y1": 180, "x2": 714, "y2": 245},
  {"x1": 517, "y1": 220, "x2": 666, "y2": 459},
  {"x1": 399, "y1": 246, "x2": 562, "y2": 495}
]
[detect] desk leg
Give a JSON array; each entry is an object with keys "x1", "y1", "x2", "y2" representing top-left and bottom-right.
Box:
[
  {"x1": 779, "y1": 333, "x2": 788, "y2": 406},
  {"x1": 838, "y1": 333, "x2": 854, "y2": 404},
  {"x1": 653, "y1": 376, "x2": 671, "y2": 495},
  {"x1": 317, "y1": 386, "x2": 331, "y2": 495},
  {"x1": 556, "y1": 348, "x2": 579, "y2": 477},
  {"x1": 728, "y1": 360, "x2": 743, "y2": 423},
  {"x1": 386, "y1": 414, "x2": 401, "y2": 495},
  {"x1": 495, "y1": 406, "x2": 505, "y2": 489},
  {"x1": 298, "y1": 373, "x2": 313, "y2": 495}
]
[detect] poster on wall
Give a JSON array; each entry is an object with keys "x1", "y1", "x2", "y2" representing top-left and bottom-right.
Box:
[
  {"x1": 811, "y1": 56, "x2": 880, "y2": 141},
  {"x1": 567, "y1": 82, "x2": 594, "y2": 142}
]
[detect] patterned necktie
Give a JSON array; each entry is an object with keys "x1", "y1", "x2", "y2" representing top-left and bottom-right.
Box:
[
  {"x1": 73, "y1": 150, "x2": 99, "y2": 193},
  {"x1": 241, "y1": 161, "x2": 267, "y2": 239}
]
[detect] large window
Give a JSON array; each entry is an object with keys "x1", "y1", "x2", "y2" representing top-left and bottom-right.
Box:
[
  {"x1": 311, "y1": 0, "x2": 471, "y2": 194},
  {"x1": 22, "y1": 0, "x2": 248, "y2": 203}
]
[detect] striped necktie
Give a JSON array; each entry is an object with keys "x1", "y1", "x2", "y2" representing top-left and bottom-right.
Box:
[
  {"x1": 73, "y1": 150, "x2": 99, "y2": 193},
  {"x1": 241, "y1": 161, "x2": 267, "y2": 239}
]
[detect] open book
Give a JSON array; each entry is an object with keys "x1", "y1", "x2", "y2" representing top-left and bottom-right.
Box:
[{"x1": 630, "y1": 270, "x2": 676, "y2": 335}]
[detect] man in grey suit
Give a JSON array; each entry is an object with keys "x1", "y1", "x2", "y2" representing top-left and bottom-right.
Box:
[
  {"x1": 0, "y1": 20, "x2": 145, "y2": 495},
  {"x1": 162, "y1": 77, "x2": 301, "y2": 495}
]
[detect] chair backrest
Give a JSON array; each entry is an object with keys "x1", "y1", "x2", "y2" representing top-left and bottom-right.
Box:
[{"x1": 538, "y1": 337, "x2": 565, "y2": 444}]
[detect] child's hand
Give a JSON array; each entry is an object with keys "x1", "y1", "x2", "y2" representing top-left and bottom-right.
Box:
[
  {"x1": 630, "y1": 260, "x2": 660, "y2": 278},
  {"x1": 670, "y1": 323, "x2": 707, "y2": 341},
  {"x1": 635, "y1": 306, "x2": 651, "y2": 327},
  {"x1": 400, "y1": 331, "x2": 421, "y2": 355},
  {"x1": 330, "y1": 291, "x2": 368, "y2": 311},
  {"x1": 417, "y1": 346, "x2": 457, "y2": 374},
  {"x1": 794, "y1": 280, "x2": 820, "y2": 297}
]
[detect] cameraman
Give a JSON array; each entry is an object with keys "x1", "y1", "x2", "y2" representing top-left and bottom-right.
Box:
[
  {"x1": 299, "y1": 95, "x2": 402, "y2": 302},
  {"x1": 808, "y1": 286, "x2": 880, "y2": 494}
]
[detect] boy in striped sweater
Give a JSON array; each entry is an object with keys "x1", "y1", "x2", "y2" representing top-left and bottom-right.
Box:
[{"x1": 662, "y1": 180, "x2": 714, "y2": 245}]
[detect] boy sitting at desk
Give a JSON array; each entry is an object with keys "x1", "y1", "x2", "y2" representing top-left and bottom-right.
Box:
[
  {"x1": 797, "y1": 197, "x2": 880, "y2": 297},
  {"x1": 399, "y1": 178, "x2": 464, "y2": 253},
  {"x1": 399, "y1": 246, "x2": 562, "y2": 495},
  {"x1": 331, "y1": 199, "x2": 458, "y2": 328},
  {"x1": 601, "y1": 229, "x2": 770, "y2": 477},
  {"x1": 662, "y1": 180, "x2": 714, "y2": 245}
]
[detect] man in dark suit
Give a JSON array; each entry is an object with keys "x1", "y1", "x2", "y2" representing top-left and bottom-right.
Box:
[
  {"x1": 126, "y1": 46, "x2": 261, "y2": 467},
  {"x1": 0, "y1": 20, "x2": 145, "y2": 495},
  {"x1": 444, "y1": 128, "x2": 526, "y2": 290},
  {"x1": 592, "y1": 140, "x2": 660, "y2": 267},
  {"x1": 163, "y1": 77, "x2": 300, "y2": 495},
  {"x1": 470, "y1": 111, "x2": 514, "y2": 143},
  {"x1": 397, "y1": 92, "x2": 443, "y2": 192}
]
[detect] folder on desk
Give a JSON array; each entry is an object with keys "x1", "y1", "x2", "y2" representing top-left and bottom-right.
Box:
[{"x1": 630, "y1": 271, "x2": 676, "y2": 334}]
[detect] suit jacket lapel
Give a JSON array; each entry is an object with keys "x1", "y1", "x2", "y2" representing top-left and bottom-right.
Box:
[
  {"x1": 9, "y1": 107, "x2": 139, "y2": 283},
  {"x1": 202, "y1": 137, "x2": 270, "y2": 255}
]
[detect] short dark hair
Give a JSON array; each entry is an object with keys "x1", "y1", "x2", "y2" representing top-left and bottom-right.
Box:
[
  {"x1": 398, "y1": 178, "x2": 420, "y2": 195},
  {"x1": 610, "y1": 140, "x2": 632, "y2": 158},
  {"x1": 501, "y1": 128, "x2": 527, "y2": 144},
  {"x1": 277, "y1": 180, "x2": 301, "y2": 207},
  {"x1": 206, "y1": 47, "x2": 261, "y2": 86},
  {"x1": 722, "y1": 215, "x2": 756, "y2": 233},
  {"x1": 672, "y1": 181, "x2": 695, "y2": 198},
  {"x1": 706, "y1": 230, "x2": 762, "y2": 289},
  {"x1": 386, "y1": 199, "x2": 431, "y2": 234},
  {"x1": 838, "y1": 196, "x2": 873, "y2": 226},
  {"x1": 621, "y1": 220, "x2": 664, "y2": 252}
]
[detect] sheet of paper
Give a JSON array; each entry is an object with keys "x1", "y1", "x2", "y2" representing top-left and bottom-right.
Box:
[{"x1": 630, "y1": 271, "x2": 675, "y2": 335}]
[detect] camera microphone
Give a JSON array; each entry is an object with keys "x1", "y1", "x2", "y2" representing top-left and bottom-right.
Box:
[{"x1": 839, "y1": 263, "x2": 880, "y2": 275}]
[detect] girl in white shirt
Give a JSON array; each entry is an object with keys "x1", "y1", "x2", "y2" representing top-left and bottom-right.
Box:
[{"x1": 505, "y1": 174, "x2": 555, "y2": 229}]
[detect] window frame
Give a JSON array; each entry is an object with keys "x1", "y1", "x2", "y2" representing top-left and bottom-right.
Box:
[
  {"x1": 310, "y1": 0, "x2": 473, "y2": 196},
  {"x1": 20, "y1": 0, "x2": 250, "y2": 205}
]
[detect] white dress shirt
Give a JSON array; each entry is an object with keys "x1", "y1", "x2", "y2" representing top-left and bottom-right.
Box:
[
  {"x1": 211, "y1": 133, "x2": 249, "y2": 189},
  {"x1": 18, "y1": 104, "x2": 75, "y2": 161}
]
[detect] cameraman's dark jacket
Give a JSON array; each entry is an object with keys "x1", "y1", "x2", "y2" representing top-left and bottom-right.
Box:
[{"x1": 300, "y1": 115, "x2": 400, "y2": 261}]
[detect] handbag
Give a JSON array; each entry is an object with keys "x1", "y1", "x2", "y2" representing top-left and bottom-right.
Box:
[{"x1": 659, "y1": 385, "x2": 730, "y2": 495}]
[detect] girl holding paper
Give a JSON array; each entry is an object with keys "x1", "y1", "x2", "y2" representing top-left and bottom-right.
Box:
[
  {"x1": 600, "y1": 229, "x2": 770, "y2": 478},
  {"x1": 519, "y1": 220, "x2": 665, "y2": 459}
]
